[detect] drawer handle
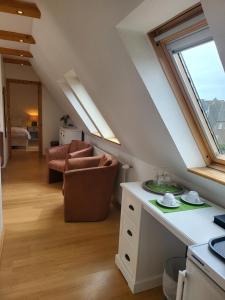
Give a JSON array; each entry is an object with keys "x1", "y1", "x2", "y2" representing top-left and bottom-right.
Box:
[
  {"x1": 127, "y1": 229, "x2": 133, "y2": 237},
  {"x1": 125, "y1": 254, "x2": 130, "y2": 262},
  {"x1": 129, "y1": 204, "x2": 134, "y2": 211}
]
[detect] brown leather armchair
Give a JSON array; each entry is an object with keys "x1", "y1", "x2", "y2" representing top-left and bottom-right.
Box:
[
  {"x1": 63, "y1": 155, "x2": 118, "y2": 222},
  {"x1": 46, "y1": 140, "x2": 93, "y2": 183}
]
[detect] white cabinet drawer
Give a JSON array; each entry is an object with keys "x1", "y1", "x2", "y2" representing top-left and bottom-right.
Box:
[
  {"x1": 121, "y1": 214, "x2": 139, "y2": 251},
  {"x1": 122, "y1": 191, "x2": 141, "y2": 225},
  {"x1": 118, "y1": 238, "x2": 137, "y2": 277}
]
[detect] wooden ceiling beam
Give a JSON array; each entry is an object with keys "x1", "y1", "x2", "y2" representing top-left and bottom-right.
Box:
[
  {"x1": 0, "y1": 47, "x2": 33, "y2": 57},
  {"x1": 3, "y1": 57, "x2": 31, "y2": 66},
  {"x1": 0, "y1": 0, "x2": 41, "y2": 19},
  {"x1": 0, "y1": 30, "x2": 35, "y2": 44}
]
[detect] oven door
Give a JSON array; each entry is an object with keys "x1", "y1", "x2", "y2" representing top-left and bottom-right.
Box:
[{"x1": 176, "y1": 259, "x2": 225, "y2": 300}]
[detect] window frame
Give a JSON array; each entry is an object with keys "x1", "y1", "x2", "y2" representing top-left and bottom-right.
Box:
[
  {"x1": 148, "y1": 3, "x2": 225, "y2": 167},
  {"x1": 58, "y1": 79, "x2": 101, "y2": 137},
  {"x1": 63, "y1": 71, "x2": 120, "y2": 145}
]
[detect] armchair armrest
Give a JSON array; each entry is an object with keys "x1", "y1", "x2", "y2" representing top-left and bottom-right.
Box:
[
  {"x1": 66, "y1": 155, "x2": 102, "y2": 170},
  {"x1": 46, "y1": 144, "x2": 69, "y2": 162}
]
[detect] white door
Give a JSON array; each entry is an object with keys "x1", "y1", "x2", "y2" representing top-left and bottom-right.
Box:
[{"x1": 176, "y1": 259, "x2": 225, "y2": 300}]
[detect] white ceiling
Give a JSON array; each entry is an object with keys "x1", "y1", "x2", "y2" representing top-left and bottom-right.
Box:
[
  {"x1": 0, "y1": 12, "x2": 33, "y2": 34},
  {"x1": 0, "y1": 11, "x2": 33, "y2": 61}
]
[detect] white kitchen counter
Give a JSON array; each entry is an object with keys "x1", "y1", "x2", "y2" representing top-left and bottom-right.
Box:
[
  {"x1": 116, "y1": 182, "x2": 225, "y2": 293},
  {"x1": 121, "y1": 182, "x2": 225, "y2": 245}
]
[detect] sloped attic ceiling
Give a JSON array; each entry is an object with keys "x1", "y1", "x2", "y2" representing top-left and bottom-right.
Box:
[{"x1": 30, "y1": 0, "x2": 189, "y2": 171}]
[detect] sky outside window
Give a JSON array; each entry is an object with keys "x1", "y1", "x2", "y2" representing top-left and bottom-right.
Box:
[
  {"x1": 181, "y1": 41, "x2": 225, "y2": 100},
  {"x1": 180, "y1": 40, "x2": 225, "y2": 153}
]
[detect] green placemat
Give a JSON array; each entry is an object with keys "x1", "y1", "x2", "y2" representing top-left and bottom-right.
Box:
[{"x1": 149, "y1": 198, "x2": 211, "y2": 213}]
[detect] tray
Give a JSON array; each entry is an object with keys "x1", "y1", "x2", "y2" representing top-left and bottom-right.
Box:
[
  {"x1": 209, "y1": 236, "x2": 225, "y2": 262},
  {"x1": 142, "y1": 180, "x2": 184, "y2": 195}
]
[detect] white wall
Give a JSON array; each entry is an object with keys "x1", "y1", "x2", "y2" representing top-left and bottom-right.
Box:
[
  {"x1": 29, "y1": 0, "x2": 225, "y2": 207},
  {"x1": 42, "y1": 86, "x2": 62, "y2": 153},
  {"x1": 4, "y1": 64, "x2": 39, "y2": 81},
  {"x1": 85, "y1": 133, "x2": 162, "y2": 182},
  {"x1": 4, "y1": 64, "x2": 64, "y2": 154}
]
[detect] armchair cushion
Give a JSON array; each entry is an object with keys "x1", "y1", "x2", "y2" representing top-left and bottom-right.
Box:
[
  {"x1": 99, "y1": 154, "x2": 112, "y2": 167},
  {"x1": 66, "y1": 156, "x2": 102, "y2": 171},
  {"x1": 48, "y1": 159, "x2": 66, "y2": 172},
  {"x1": 46, "y1": 144, "x2": 69, "y2": 162}
]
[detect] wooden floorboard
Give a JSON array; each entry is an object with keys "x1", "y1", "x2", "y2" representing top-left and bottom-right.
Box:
[{"x1": 0, "y1": 151, "x2": 163, "y2": 299}]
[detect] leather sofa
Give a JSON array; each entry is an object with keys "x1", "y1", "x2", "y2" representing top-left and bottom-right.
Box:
[
  {"x1": 46, "y1": 140, "x2": 93, "y2": 183},
  {"x1": 63, "y1": 154, "x2": 118, "y2": 222}
]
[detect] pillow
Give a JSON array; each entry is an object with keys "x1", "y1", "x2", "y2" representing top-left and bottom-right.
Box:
[
  {"x1": 66, "y1": 156, "x2": 101, "y2": 170},
  {"x1": 66, "y1": 159, "x2": 85, "y2": 170},
  {"x1": 98, "y1": 154, "x2": 112, "y2": 167},
  {"x1": 68, "y1": 151, "x2": 80, "y2": 159}
]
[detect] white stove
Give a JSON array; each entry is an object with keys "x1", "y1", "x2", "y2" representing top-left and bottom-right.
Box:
[
  {"x1": 177, "y1": 241, "x2": 225, "y2": 300},
  {"x1": 189, "y1": 242, "x2": 225, "y2": 291}
]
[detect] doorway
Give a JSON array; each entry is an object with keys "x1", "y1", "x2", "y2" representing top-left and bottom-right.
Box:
[{"x1": 6, "y1": 79, "x2": 42, "y2": 158}]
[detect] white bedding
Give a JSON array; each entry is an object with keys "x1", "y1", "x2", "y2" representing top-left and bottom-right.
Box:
[{"x1": 11, "y1": 127, "x2": 31, "y2": 140}]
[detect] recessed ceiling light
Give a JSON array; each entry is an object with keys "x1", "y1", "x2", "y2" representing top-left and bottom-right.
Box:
[
  {"x1": 20, "y1": 54, "x2": 23, "y2": 57},
  {"x1": 17, "y1": 10, "x2": 23, "y2": 15},
  {"x1": 19, "y1": 39, "x2": 24, "y2": 43}
]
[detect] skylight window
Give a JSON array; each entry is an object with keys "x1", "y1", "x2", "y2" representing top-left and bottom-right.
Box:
[
  {"x1": 176, "y1": 40, "x2": 225, "y2": 155},
  {"x1": 58, "y1": 79, "x2": 101, "y2": 137},
  {"x1": 64, "y1": 70, "x2": 120, "y2": 144},
  {"x1": 167, "y1": 27, "x2": 225, "y2": 158},
  {"x1": 150, "y1": 6, "x2": 225, "y2": 166}
]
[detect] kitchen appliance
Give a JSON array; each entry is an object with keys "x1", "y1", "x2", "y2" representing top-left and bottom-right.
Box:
[{"x1": 176, "y1": 243, "x2": 225, "y2": 300}]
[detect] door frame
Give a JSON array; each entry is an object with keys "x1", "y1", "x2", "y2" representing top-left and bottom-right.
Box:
[{"x1": 6, "y1": 78, "x2": 43, "y2": 158}]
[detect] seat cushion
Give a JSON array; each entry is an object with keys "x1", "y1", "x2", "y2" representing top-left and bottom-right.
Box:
[
  {"x1": 48, "y1": 159, "x2": 66, "y2": 172},
  {"x1": 99, "y1": 154, "x2": 112, "y2": 167}
]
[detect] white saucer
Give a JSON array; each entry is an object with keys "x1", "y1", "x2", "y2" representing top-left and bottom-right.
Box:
[
  {"x1": 157, "y1": 198, "x2": 181, "y2": 208},
  {"x1": 181, "y1": 195, "x2": 205, "y2": 206}
]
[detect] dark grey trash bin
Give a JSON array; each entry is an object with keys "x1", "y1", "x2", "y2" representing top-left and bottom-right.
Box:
[{"x1": 163, "y1": 257, "x2": 186, "y2": 300}]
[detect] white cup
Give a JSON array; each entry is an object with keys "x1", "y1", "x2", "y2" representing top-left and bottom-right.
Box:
[
  {"x1": 162, "y1": 193, "x2": 177, "y2": 206},
  {"x1": 186, "y1": 191, "x2": 200, "y2": 203}
]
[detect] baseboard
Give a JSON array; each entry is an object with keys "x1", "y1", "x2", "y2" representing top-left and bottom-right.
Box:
[
  {"x1": 0, "y1": 229, "x2": 4, "y2": 259},
  {"x1": 115, "y1": 254, "x2": 162, "y2": 294},
  {"x1": 133, "y1": 274, "x2": 162, "y2": 293}
]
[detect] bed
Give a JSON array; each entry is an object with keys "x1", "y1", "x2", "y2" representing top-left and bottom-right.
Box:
[
  {"x1": 11, "y1": 127, "x2": 31, "y2": 148},
  {"x1": 11, "y1": 118, "x2": 31, "y2": 149}
]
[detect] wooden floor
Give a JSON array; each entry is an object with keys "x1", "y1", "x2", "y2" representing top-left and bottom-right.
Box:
[{"x1": 0, "y1": 151, "x2": 163, "y2": 300}]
